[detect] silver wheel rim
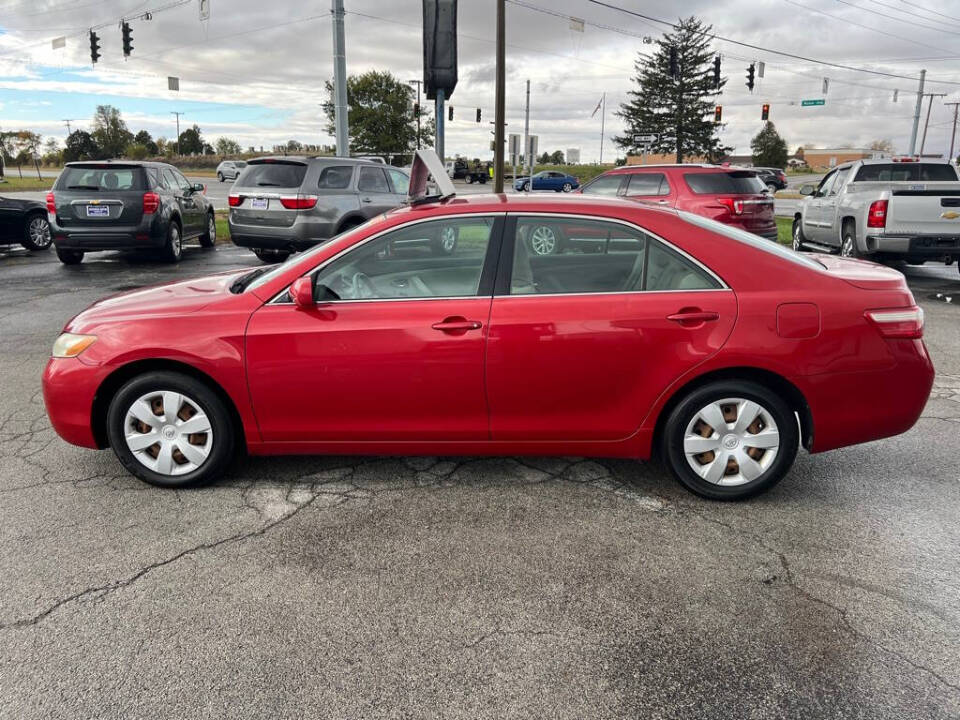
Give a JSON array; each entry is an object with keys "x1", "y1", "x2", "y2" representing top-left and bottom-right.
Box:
[
  {"x1": 124, "y1": 390, "x2": 214, "y2": 476},
  {"x1": 530, "y1": 226, "x2": 557, "y2": 254},
  {"x1": 841, "y1": 235, "x2": 853, "y2": 256},
  {"x1": 683, "y1": 397, "x2": 780, "y2": 487},
  {"x1": 28, "y1": 216, "x2": 52, "y2": 248},
  {"x1": 171, "y1": 226, "x2": 181, "y2": 255},
  {"x1": 563, "y1": 183, "x2": 572, "y2": 192},
  {"x1": 440, "y1": 226, "x2": 456, "y2": 252},
  {"x1": 208, "y1": 216, "x2": 216, "y2": 241},
  {"x1": 792, "y1": 222, "x2": 802, "y2": 251}
]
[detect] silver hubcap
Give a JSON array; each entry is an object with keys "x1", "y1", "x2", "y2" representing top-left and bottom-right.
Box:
[
  {"x1": 209, "y1": 216, "x2": 216, "y2": 240},
  {"x1": 792, "y1": 223, "x2": 801, "y2": 251},
  {"x1": 563, "y1": 183, "x2": 571, "y2": 192},
  {"x1": 683, "y1": 398, "x2": 780, "y2": 486},
  {"x1": 841, "y1": 235, "x2": 853, "y2": 256},
  {"x1": 29, "y1": 217, "x2": 51, "y2": 247},
  {"x1": 440, "y1": 226, "x2": 456, "y2": 251},
  {"x1": 530, "y1": 226, "x2": 557, "y2": 255},
  {"x1": 171, "y1": 227, "x2": 181, "y2": 255},
  {"x1": 124, "y1": 391, "x2": 213, "y2": 476}
]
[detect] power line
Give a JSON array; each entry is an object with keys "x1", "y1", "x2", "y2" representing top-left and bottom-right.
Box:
[
  {"x1": 860, "y1": 0, "x2": 960, "y2": 30},
  {"x1": 899, "y1": 0, "x2": 960, "y2": 24},
  {"x1": 832, "y1": 0, "x2": 960, "y2": 35}
]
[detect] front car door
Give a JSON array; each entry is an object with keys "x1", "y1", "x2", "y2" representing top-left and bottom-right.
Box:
[
  {"x1": 802, "y1": 169, "x2": 835, "y2": 242},
  {"x1": 485, "y1": 214, "x2": 736, "y2": 441},
  {"x1": 385, "y1": 168, "x2": 410, "y2": 205},
  {"x1": 162, "y1": 167, "x2": 199, "y2": 235},
  {"x1": 356, "y1": 166, "x2": 396, "y2": 219},
  {"x1": 245, "y1": 214, "x2": 503, "y2": 442},
  {"x1": 580, "y1": 174, "x2": 627, "y2": 198},
  {"x1": 821, "y1": 166, "x2": 851, "y2": 248}
]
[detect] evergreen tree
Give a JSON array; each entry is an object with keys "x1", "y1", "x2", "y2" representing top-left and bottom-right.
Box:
[
  {"x1": 615, "y1": 16, "x2": 729, "y2": 163},
  {"x1": 750, "y1": 121, "x2": 788, "y2": 168}
]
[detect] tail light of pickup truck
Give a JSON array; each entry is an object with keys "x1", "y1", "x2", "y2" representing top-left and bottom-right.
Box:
[
  {"x1": 867, "y1": 199, "x2": 888, "y2": 228},
  {"x1": 279, "y1": 195, "x2": 318, "y2": 210},
  {"x1": 865, "y1": 306, "x2": 924, "y2": 339},
  {"x1": 142, "y1": 192, "x2": 160, "y2": 215},
  {"x1": 717, "y1": 197, "x2": 745, "y2": 215}
]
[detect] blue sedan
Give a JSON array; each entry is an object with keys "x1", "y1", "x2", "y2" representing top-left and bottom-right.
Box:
[{"x1": 513, "y1": 170, "x2": 580, "y2": 192}]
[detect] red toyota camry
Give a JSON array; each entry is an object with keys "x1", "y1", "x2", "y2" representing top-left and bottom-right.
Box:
[{"x1": 42, "y1": 185, "x2": 933, "y2": 500}]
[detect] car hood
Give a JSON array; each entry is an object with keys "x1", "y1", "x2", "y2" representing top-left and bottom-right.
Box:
[{"x1": 65, "y1": 269, "x2": 248, "y2": 331}]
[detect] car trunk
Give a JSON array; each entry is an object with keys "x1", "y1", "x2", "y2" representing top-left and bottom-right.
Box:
[
  {"x1": 53, "y1": 164, "x2": 147, "y2": 228},
  {"x1": 851, "y1": 182, "x2": 960, "y2": 236},
  {"x1": 682, "y1": 170, "x2": 775, "y2": 233},
  {"x1": 230, "y1": 160, "x2": 309, "y2": 229},
  {"x1": 815, "y1": 254, "x2": 913, "y2": 292}
]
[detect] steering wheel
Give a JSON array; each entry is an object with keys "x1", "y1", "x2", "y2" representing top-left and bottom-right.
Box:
[{"x1": 350, "y1": 272, "x2": 378, "y2": 299}]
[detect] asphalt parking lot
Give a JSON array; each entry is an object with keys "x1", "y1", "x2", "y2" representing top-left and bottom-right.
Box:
[{"x1": 1, "y1": 242, "x2": 958, "y2": 719}]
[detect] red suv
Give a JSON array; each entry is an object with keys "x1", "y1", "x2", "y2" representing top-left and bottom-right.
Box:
[{"x1": 581, "y1": 165, "x2": 777, "y2": 241}]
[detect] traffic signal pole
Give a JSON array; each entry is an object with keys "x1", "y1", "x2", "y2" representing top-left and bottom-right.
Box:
[
  {"x1": 331, "y1": 0, "x2": 349, "y2": 157},
  {"x1": 493, "y1": 0, "x2": 505, "y2": 193}
]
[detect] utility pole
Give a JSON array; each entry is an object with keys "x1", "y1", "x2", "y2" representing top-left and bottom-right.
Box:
[
  {"x1": 409, "y1": 79, "x2": 423, "y2": 150},
  {"x1": 170, "y1": 111, "x2": 183, "y2": 155},
  {"x1": 493, "y1": 0, "x2": 505, "y2": 193},
  {"x1": 908, "y1": 69, "x2": 926, "y2": 157},
  {"x1": 599, "y1": 92, "x2": 605, "y2": 164},
  {"x1": 920, "y1": 92, "x2": 946, "y2": 156},
  {"x1": 946, "y1": 102, "x2": 960, "y2": 161},
  {"x1": 62, "y1": 119, "x2": 76, "y2": 135},
  {"x1": 523, "y1": 79, "x2": 530, "y2": 189},
  {"x1": 331, "y1": 0, "x2": 349, "y2": 157}
]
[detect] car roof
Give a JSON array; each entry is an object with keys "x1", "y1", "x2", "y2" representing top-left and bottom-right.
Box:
[
  {"x1": 63, "y1": 160, "x2": 167, "y2": 168},
  {"x1": 392, "y1": 191, "x2": 678, "y2": 218},
  {"x1": 246, "y1": 155, "x2": 383, "y2": 165},
  {"x1": 604, "y1": 164, "x2": 746, "y2": 175}
]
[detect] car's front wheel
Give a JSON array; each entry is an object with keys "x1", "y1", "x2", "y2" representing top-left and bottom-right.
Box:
[
  {"x1": 528, "y1": 224, "x2": 560, "y2": 255},
  {"x1": 22, "y1": 213, "x2": 52, "y2": 251},
  {"x1": 106, "y1": 371, "x2": 236, "y2": 488},
  {"x1": 662, "y1": 380, "x2": 799, "y2": 500},
  {"x1": 199, "y1": 212, "x2": 216, "y2": 248},
  {"x1": 431, "y1": 225, "x2": 458, "y2": 255},
  {"x1": 56, "y1": 248, "x2": 83, "y2": 265}
]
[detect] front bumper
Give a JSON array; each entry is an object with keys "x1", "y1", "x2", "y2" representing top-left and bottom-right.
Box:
[
  {"x1": 42, "y1": 357, "x2": 106, "y2": 449},
  {"x1": 865, "y1": 233, "x2": 960, "y2": 257}
]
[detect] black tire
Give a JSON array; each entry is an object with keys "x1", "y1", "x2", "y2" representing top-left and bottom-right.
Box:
[
  {"x1": 161, "y1": 221, "x2": 183, "y2": 263},
  {"x1": 253, "y1": 249, "x2": 290, "y2": 263},
  {"x1": 106, "y1": 371, "x2": 236, "y2": 488},
  {"x1": 840, "y1": 221, "x2": 862, "y2": 258},
  {"x1": 56, "y1": 248, "x2": 83, "y2": 265},
  {"x1": 465, "y1": 174, "x2": 474, "y2": 184},
  {"x1": 662, "y1": 380, "x2": 799, "y2": 501},
  {"x1": 792, "y1": 217, "x2": 806, "y2": 252},
  {"x1": 766, "y1": 183, "x2": 777, "y2": 195},
  {"x1": 22, "y1": 212, "x2": 52, "y2": 251},
  {"x1": 522, "y1": 181, "x2": 530, "y2": 192},
  {"x1": 562, "y1": 182, "x2": 573, "y2": 192},
  {"x1": 199, "y1": 212, "x2": 216, "y2": 248},
  {"x1": 479, "y1": 174, "x2": 487, "y2": 184},
  {"x1": 217, "y1": 172, "x2": 224, "y2": 182}
]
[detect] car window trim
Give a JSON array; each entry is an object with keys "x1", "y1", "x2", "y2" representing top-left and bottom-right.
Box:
[
  {"x1": 493, "y1": 211, "x2": 729, "y2": 297},
  {"x1": 268, "y1": 212, "x2": 508, "y2": 305}
]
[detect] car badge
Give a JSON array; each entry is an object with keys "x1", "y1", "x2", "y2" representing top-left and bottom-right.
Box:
[
  {"x1": 90, "y1": 200, "x2": 101, "y2": 205},
  {"x1": 941, "y1": 211, "x2": 959, "y2": 220}
]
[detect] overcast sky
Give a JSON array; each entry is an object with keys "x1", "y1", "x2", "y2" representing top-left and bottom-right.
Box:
[{"x1": 1, "y1": 0, "x2": 959, "y2": 162}]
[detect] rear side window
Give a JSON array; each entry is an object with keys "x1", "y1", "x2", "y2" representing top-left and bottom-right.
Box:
[
  {"x1": 238, "y1": 162, "x2": 308, "y2": 188},
  {"x1": 645, "y1": 241, "x2": 720, "y2": 291},
  {"x1": 684, "y1": 171, "x2": 764, "y2": 194},
  {"x1": 317, "y1": 165, "x2": 354, "y2": 189},
  {"x1": 853, "y1": 163, "x2": 958, "y2": 182},
  {"x1": 358, "y1": 167, "x2": 390, "y2": 193},
  {"x1": 58, "y1": 166, "x2": 144, "y2": 191},
  {"x1": 581, "y1": 174, "x2": 624, "y2": 196},
  {"x1": 626, "y1": 172, "x2": 669, "y2": 196}
]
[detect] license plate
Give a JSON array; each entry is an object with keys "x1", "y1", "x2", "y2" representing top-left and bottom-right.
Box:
[
  {"x1": 86, "y1": 205, "x2": 110, "y2": 217},
  {"x1": 251, "y1": 198, "x2": 269, "y2": 210}
]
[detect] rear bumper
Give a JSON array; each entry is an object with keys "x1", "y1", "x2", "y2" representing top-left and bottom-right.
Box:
[
  {"x1": 865, "y1": 233, "x2": 960, "y2": 257},
  {"x1": 755, "y1": 227, "x2": 779, "y2": 241},
  {"x1": 228, "y1": 213, "x2": 338, "y2": 251},
  {"x1": 50, "y1": 216, "x2": 163, "y2": 251},
  {"x1": 42, "y1": 357, "x2": 105, "y2": 449}
]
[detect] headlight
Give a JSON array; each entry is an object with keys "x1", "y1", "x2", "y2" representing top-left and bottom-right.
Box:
[{"x1": 52, "y1": 333, "x2": 97, "y2": 358}]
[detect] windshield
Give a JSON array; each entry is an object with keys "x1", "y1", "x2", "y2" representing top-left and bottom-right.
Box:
[
  {"x1": 679, "y1": 211, "x2": 825, "y2": 271},
  {"x1": 853, "y1": 163, "x2": 958, "y2": 182}
]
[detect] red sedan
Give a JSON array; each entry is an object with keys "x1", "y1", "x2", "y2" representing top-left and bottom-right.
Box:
[{"x1": 42, "y1": 193, "x2": 933, "y2": 500}]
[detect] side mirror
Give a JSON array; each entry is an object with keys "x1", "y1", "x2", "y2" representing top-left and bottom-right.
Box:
[
  {"x1": 799, "y1": 184, "x2": 815, "y2": 196},
  {"x1": 192, "y1": 182, "x2": 206, "y2": 194},
  {"x1": 290, "y1": 276, "x2": 315, "y2": 309}
]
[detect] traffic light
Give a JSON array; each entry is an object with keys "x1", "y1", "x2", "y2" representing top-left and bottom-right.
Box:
[
  {"x1": 713, "y1": 55, "x2": 721, "y2": 90},
  {"x1": 668, "y1": 45, "x2": 678, "y2": 79},
  {"x1": 89, "y1": 30, "x2": 100, "y2": 64},
  {"x1": 746, "y1": 63, "x2": 755, "y2": 92},
  {"x1": 413, "y1": 102, "x2": 420, "y2": 115},
  {"x1": 121, "y1": 21, "x2": 133, "y2": 56},
  {"x1": 761, "y1": 103, "x2": 770, "y2": 121},
  {"x1": 476, "y1": 108, "x2": 481, "y2": 122},
  {"x1": 714, "y1": 105, "x2": 722, "y2": 123},
  {"x1": 448, "y1": 106, "x2": 453, "y2": 121}
]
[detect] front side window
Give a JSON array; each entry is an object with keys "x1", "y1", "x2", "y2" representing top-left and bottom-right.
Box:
[
  {"x1": 581, "y1": 174, "x2": 624, "y2": 196},
  {"x1": 312, "y1": 217, "x2": 496, "y2": 301},
  {"x1": 387, "y1": 169, "x2": 410, "y2": 195},
  {"x1": 827, "y1": 167, "x2": 851, "y2": 195},
  {"x1": 816, "y1": 170, "x2": 837, "y2": 196},
  {"x1": 161, "y1": 168, "x2": 182, "y2": 192},
  {"x1": 358, "y1": 167, "x2": 390, "y2": 193}
]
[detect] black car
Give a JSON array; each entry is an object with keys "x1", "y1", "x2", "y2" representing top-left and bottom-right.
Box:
[
  {"x1": 0, "y1": 195, "x2": 52, "y2": 251},
  {"x1": 48, "y1": 161, "x2": 216, "y2": 264},
  {"x1": 750, "y1": 167, "x2": 788, "y2": 192}
]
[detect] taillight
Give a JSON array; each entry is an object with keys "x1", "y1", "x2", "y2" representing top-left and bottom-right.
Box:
[
  {"x1": 142, "y1": 192, "x2": 159, "y2": 215},
  {"x1": 228, "y1": 194, "x2": 243, "y2": 207},
  {"x1": 867, "y1": 199, "x2": 888, "y2": 228},
  {"x1": 717, "y1": 197, "x2": 744, "y2": 215},
  {"x1": 865, "y1": 306, "x2": 924, "y2": 339},
  {"x1": 279, "y1": 195, "x2": 318, "y2": 210},
  {"x1": 45, "y1": 192, "x2": 56, "y2": 214}
]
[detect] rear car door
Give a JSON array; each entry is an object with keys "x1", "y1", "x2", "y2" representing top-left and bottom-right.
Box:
[
  {"x1": 356, "y1": 166, "x2": 396, "y2": 218},
  {"x1": 245, "y1": 214, "x2": 503, "y2": 441},
  {"x1": 624, "y1": 171, "x2": 674, "y2": 207},
  {"x1": 485, "y1": 214, "x2": 736, "y2": 441}
]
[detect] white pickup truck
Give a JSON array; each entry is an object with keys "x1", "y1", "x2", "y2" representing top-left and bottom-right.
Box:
[{"x1": 792, "y1": 158, "x2": 960, "y2": 273}]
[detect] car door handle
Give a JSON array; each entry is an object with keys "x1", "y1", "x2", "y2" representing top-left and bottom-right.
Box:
[
  {"x1": 667, "y1": 310, "x2": 719, "y2": 324},
  {"x1": 361, "y1": 197, "x2": 372, "y2": 203},
  {"x1": 431, "y1": 317, "x2": 483, "y2": 333}
]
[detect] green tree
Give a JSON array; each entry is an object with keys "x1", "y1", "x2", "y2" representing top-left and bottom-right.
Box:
[
  {"x1": 63, "y1": 130, "x2": 100, "y2": 162},
  {"x1": 177, "y1": 124, "x2": 204, "y2": 155},
  {"x1": 323, "y1": 70, "x2": 433, "y2": 155},
  {"x1": 615, "y1": 16, "x2": 728, "y2": 163},
  {"x1": 125, "y1": 143, "x2": 150, "y2": 160},
  {"x1": 750, "y1": 121, "x2": 788, "y2": 168},
  {"x1": 134, "y1": 130, "x2": 158, "y2": 155},
  {"x1": 215, "y1": 137, "x2": 242, "y2": 156},
  {"x1": 550, "y1": 149, "x2": 564, "y2": 164},
  {"x1": 537, "y1": 151, "x2": 550, "y2": 164},
  {"x1": 91, "y1": 105, "x2": 133, "y2": 158}
]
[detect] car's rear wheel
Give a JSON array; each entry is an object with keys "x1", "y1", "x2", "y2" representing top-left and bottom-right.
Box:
[
  {"x1": 465, "y1": 174, "x2": 474, "y2": 184},
  {"x1": 162, "y1": 222, "x2": 183, "y2": 263},
  {"x1": 106, "y1": 371, "x2": 236, "y2": 488},
  {"x1": 766, "y1": 183, "x2": 777, "y2": 194},
  {"x1": 22, "y1": 213, "x2": 52, "y2": 251},
  {"x1": 253, "y1": 249, "x2": 290, "y2": 263},
  {"x1": 792, "y1": 217, "x2": 806, "y2": 251},
  {"x1": 56, "y1": 248, "x2": 83, "y2": 265},
  {"x1": 662, "y1": 380, "x2": 799, "y2": 500},
  {"x1": 217, "y1": 172, "x2": 224, "y2": 182},
  {"x1": 199, "y1": 212, "x2": 216, "y2": 248},
  {"x1": 840, "y1": 221, "x2": 862, "y2": 258},
  {"x1": 562, "y1": 182, "x2": 573, "y2": 192}
]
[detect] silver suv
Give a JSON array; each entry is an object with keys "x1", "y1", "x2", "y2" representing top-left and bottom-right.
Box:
[
  {"x1": 227, "y1": 156, "x2": 410, "y2": 262},
  {"x1": 216, "y1": 160, "x2": 246, "y2": 182}
]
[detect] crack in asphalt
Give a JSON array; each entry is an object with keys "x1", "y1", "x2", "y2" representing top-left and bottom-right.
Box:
[{"x1": 463, "y1": 626, "x2": 562, "y2": 649}]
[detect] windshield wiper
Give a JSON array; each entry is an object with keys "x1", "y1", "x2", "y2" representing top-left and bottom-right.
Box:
[
  {"x1": 67, "y1": 185, "x2": 99, "y2": 190},
  {"x1": 229, "y1": 267, "x2": 271, "y2": 294}
]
